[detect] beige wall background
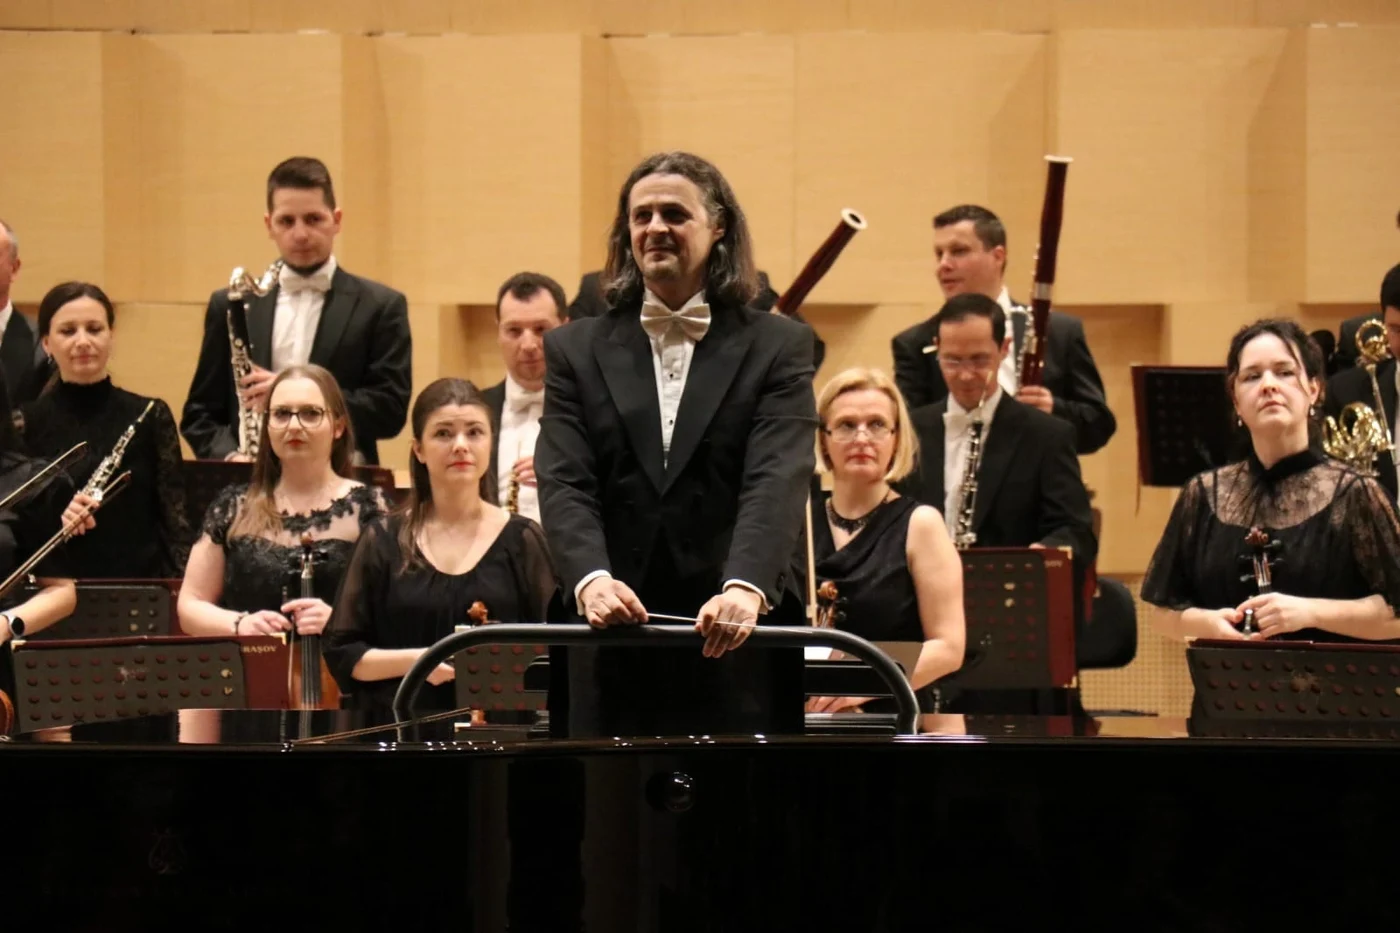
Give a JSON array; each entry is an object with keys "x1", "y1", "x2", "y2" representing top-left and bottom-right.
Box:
[{"x1": 2, "y1": 2, "x2": 1397, "y2": 615}]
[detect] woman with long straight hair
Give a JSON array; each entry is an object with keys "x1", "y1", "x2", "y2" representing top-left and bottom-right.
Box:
[
  {"x1": 326, "y1": 377, "x2": 558, "y2": 714},
  {"x1": 178, "y1": 364, "x2": 387, "y2": 640}
]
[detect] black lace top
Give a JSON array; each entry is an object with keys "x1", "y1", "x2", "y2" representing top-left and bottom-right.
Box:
[
  {"x1": 1141, "y1": 447, "x2": 1400, "y2": 641},
  {"x1": 200, "y1": 482, "x2": 388, "y2": 613},
  {"x1": 325, "y1": 512, "x2": 559, "y2": 714},
  {"x1": 19, "y1": 378, "x2": 191, "y2": 577}
]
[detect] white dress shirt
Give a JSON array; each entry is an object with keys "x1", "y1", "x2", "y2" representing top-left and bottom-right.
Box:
[
  {"x1": 944, "y1": 386, "x2": 1004, "y2": 537},
  {"x1": 994, "y1": 286, "x2": 1020, "y2": 396},
  {"x1": 573, "y1": 288, "x2": 768, "y2": 614},
  {"x1": 498, "y1": 374, "x2": 544, "y2": 525},
  {"x1": 0, "y1": 302, "x2": 13, "y2": 348},
  {"x1": 271, "y1": 255, "x2": 337, "y2": 372}
]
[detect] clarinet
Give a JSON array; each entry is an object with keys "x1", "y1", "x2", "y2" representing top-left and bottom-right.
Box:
[
  {"x1": 952, "y1": 416, "x2": 986, "y2": 551},
  {"x1": 81, "y1": 400, "x2": 154, "y2": 500},
  {"x1": 226, "y1": 260, "x2": 282, "y2": 458}
]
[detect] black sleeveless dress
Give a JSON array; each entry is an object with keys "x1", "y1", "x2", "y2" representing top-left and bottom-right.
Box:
[{"x1": 813, "y1": 493, "x2": 936, "y2": 710}]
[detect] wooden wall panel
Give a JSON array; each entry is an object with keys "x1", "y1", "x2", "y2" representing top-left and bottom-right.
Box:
[
  {"x1": 795, "y1": 32, "x2": 1047, "y2": 305},
  {"x1": 1053, "y1": 30, "x2": 1292, "y2": 306},
  {"x1": 108, "y1": 304, "x2": 206, "y2": 459},
  {"x1": 132, "y1": 0, "x2": 251, "y2": 32},
  {"x1": 0, "y1": 32, "x2": 108, "y2": 302},
  {"x1": 607, "y1": 36, "x2": 798, "y2": 289},
  {"x1": 1246, "y1": 29, "x2": 1307, "y2": 303},
  {"x1": 1304, "y1": 27, "x2": 1400, "y2": 302}
]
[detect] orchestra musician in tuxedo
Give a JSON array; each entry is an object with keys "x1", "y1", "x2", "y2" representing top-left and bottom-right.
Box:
[
  {"x1": 0, "y1": 219, "x2": 44, "y2": 404},
  {"x1": 899, "y1": 294, "x2": 1097, "y2": 710},
  {"x1": 891, "y1": 204, "x2": 1115, "y2": 455},
  {"x1": 536, "y1": 150, "x2": 818, "y2": 738},
  {"x1": 1325, "y1": 263, "x2": 1400, "y2": 500},
  {"x1": 180, "y1": 156, "x2": 411, "y2": 466},
  {"x1": 480, "y1": 271, "x2": 569, "y2": 527}
]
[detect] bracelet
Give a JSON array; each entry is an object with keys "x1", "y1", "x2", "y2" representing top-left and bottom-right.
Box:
[{"x1": 232, "y1": 612, "x2": 247, "y2": 635}]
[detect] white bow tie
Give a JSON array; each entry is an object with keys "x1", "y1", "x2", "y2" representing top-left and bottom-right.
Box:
[
  {"x1": 280, "y1": 267, "x2": 332, "y2": 295},
  {"x1": 640, "y1": 300, "x2": 711, "y2": 342},
  {"x1": 508, "y1": 390, "x2": 544, "y2": 415},
  {"x1": 944, "y1": 410, "x2": 984, "y2": 436}
]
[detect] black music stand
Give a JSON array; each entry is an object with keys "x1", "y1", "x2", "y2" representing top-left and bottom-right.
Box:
[
  {"x1": 1132, "y1": 364, "x2": 1241, "y2": 487},
  {"x1": 7, "y1": 634, "x2": 290, "y2": 732},
  {"x1": 1187, "y1": 639, "x2": 1400, "y2": 724},
  {"x1": 452, "y1": 625, "x2": 549, "y2": 716},
  {"x1": 18, "y1": 579, "x2": 179, "y2": 641}
]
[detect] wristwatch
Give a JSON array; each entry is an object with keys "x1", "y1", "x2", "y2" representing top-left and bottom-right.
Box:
[{"x1": 1, "y1": 613, "x2": 23, "y2": 640}]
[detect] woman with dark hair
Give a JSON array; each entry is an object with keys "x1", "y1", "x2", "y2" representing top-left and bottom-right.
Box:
[
  {"x1": 178, "y1": 364, "x2": 386, "y2": 640},
  {"x1": 0, "y1": 371, "x2": 78, "y2": 708},
  {"x1": 326, "y1": 377, "x2": 558, "y2": 714},
  {"x1": 18, "y1": 281, "x2": 191, "y2": 577},
  {"x1": 1143, "y1": 318, "x2": 1400, "y2": 644}
]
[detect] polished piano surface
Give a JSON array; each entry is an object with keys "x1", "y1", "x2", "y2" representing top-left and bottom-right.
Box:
[{"x1": 4, "y1": 710, "x2": 1398, "y2": 931}]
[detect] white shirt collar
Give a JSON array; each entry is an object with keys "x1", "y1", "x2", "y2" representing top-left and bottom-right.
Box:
[
  {"x1": 504, "y1": 373, "x2": 544, "y2": 405},
  {"x1": 995, "y1": 286, "x2": 1014, "y2": 312},
  {"x1": 0, "y1": 301, "x2": 12, "y2": 336},
  {"x1": 280, "y1": 254, "x2": 338, "y2": 287},
  {"x1": 948, "y1": 384, "x2": 1004, "y2": 422}
]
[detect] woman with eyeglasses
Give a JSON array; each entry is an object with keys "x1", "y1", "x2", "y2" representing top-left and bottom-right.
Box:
[
  {"x1": 806, "y1": 367, "x2": 966, "y2": 714},
  {"x1": 178, "y1": 364, "x2": 387, "y2": 644},
  {"x1": 17, "y1": 281, "x2": 191, "y2": 577}
]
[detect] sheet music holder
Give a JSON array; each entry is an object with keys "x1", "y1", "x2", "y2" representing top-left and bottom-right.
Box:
[
  {"x1": 452, "y1": 625, "x2": 549, "y2": 714},
  {"x1": 7, "y1": 634, "x2": 290, "y2": 732},
  {"x1": 17, "y1": 579, "x2": 179, "y2": 641},
  {"x1": 182, "y1": 459, "x2": 401, "y2": 526},
  {"x1": 1188, "y1": 638, "x2": 1400, "y2": 722},
  {"x1": 1132, "y1": 364, "x2": 1239, "y2": 487}
]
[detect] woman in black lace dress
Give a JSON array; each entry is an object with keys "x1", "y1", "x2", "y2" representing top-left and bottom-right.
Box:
[
  {"x1": 806, "y1": 368, "x2": 965, "y2": 714},
  {"x1": 1142, "y1": 319, "x2": 1400, "y2": 643},
  {"x1": 326, "y1": 378, "x2": 558, "y2": 714},
  {"x1": 178, "y1": 365, "x2": 386, "y2": 645},
  {"x1": 18, "y1": 282, "x2": 191, "y2": 577}
]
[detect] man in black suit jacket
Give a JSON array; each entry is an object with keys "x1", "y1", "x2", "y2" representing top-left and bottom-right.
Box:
[
  {"x1": 180, "y1": 157, "x2": 411, "y2": 466},
  {"x1": 0, "y1": 220, "x2": 42, "y2": 404},
  {"x1": 891, "y1": 204, "x2": 1115, "y2": 454},
  {"x1": 537, "y1": 151, "x2": 817, "y2": 737},
  {"x1": 1326, "y1": 266, "x2": 1400, "y2": 499}
]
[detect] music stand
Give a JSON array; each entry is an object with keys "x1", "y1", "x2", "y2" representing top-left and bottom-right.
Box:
[
  {"x1": 1187, "y1": 638, "x2": 1400, "y2": 722},
  {"x1": 18, "y1": 579, "x2": 180, "y2": 641},
  {"x1": 1131, "y1": 364, "x2": 1239, "y2": 487},
  {"x1": 452, "y1": 625, "x2": 549, "y2": 715},
  {"x1": 7, "y1": 634, "x2": 290, "y2": 732}
]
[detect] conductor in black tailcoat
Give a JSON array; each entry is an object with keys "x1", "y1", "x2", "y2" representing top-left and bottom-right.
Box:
[{"x1": 536, "y1": 150, "x2": 818, "y2": 737}]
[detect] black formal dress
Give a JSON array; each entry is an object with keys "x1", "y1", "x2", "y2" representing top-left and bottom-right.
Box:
[
  {"x1": 179, "y1": 265, "x2": 412, "y2": 465},
  {"x1": 813, "y1": 493, "x2": 939, "y2": 710},
  {"x1": 19, "y1": 378, "x2": 190, "y2": 578},
  {"x1": 0, "y1": 451, "x2": 73, "y2": 701},
  {"x1": 891, "y1": 308, "x2": 1116, "y2": 454},
  {"x1": 199, "y1": 482, "x2": 387, "y2": 615},
  {"x1": 325, "y1": 513, "x2": 558, "y2": 715},
  {"x1": 537, "y1": 296, "x2": 817, "y2": 738},
  {"x1": 1325, "y1": 357, "x2": 1396, "y2": 501},
  {"x1": 1141, "y1": 447, "x2": 1400, "y2": 639}
]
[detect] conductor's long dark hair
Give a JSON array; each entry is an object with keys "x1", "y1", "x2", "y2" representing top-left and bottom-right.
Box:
[{"x1": 601, "y1": 150, "x2": 760, "y2": 311}]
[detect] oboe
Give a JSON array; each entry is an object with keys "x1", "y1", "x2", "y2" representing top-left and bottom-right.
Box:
[{"x1": 81, "y1": 400, "x2": 153, "y2": 500}]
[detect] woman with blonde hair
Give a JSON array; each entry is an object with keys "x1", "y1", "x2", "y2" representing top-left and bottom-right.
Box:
[
  {"x1": 178, "y1": 364, "x2": 387, "y2": 640},
  {"x1": 807, "y1": 367, "x2": 965, "y2": 713}
]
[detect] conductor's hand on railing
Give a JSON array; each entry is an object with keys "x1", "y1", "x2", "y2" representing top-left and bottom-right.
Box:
[
  {"x1": 806, "y1": 695, "x2": 869, "y2": 714},
  {"x1": 696, "y1": 585, "x2": 760, "y2": 658},
  {"x1": 280, "y1": 597, "x2": 332, "y2": 636},
  {"x1": 580, "y1": 576, "x2": 648, "y2": 628},
  {"x1": 61, "y1": 493, "x2": 99, "y2": 535}
]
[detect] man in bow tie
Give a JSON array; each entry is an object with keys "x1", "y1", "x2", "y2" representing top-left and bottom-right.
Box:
[
  {"x1": 480, "y1": 271, "x2": 568, "y2": 525},
  {"x1": 536, "y1": 151, "x2": 818, "y2": 738},
  {"x1": 180, "y1": 156, "x2": 411, "y2": 465}
]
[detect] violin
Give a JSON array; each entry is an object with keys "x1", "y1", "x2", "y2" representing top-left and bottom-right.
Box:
[
  {"x1": 1238, "y1": 526, "x2": 1282, "y2": 636},
  {"x1": 288, "y1": 533, "x2": 340, "y2": 710}
]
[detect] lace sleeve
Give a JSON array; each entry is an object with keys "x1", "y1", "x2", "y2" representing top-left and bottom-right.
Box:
[
  {"x1": 200, "y1": 483, "x2": 247, "y2": 549},
  {"x1": 1341, "y1": 474, "x2": 1400, "y2": 613},
  {"x1": 1140, "y1": 474, "x2": 1209, "y2": 610},
  {"x1": 151, "y1": 400, "x2": 193, "y2": 574},
  {"x1": 515, "y1": 518, "x2": 562, "y2": 622},
  {"x1": 325, "y1": 515, "x2": 392, "y2": 692}
]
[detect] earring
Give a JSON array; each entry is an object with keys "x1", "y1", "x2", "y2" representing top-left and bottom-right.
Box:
[
  {"x1": 1235, "y1": 415, "x2": 1243, "y2": 428},
  {"x1": 1309, "y1": 404, "x2": 1318, "y2": 419}
]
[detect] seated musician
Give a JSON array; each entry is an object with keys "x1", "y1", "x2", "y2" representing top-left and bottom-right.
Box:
[
  {"x1": 19, "y1": 281, "x2": 191, "y2": 577},
  {"x1": 1324, "y1": 263, "x2": 1400, "y2": 500},
  {"x1": 1143, "y1": 319, "x2": 1400, "y2": 643},
  {"x1": 0, "y1": 374, "x2": 78, "y2": 703},
  {"x1": 326, "y1": 378, "x2": 558, "y2": 714},
  {"x1": 178, "y1": 364, "x2": 388, "y2": 644},
  {"x1": 806, "y1": 367, "x2": 965, "y2": 714}
]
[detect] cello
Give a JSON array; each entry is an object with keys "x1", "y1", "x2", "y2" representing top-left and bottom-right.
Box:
[{"x1": 287, "y1": 532, "x2": 340, "y2": 709}]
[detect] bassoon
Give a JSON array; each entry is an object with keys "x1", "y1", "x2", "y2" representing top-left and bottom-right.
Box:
[
  {"x1": 1017, "y1": 156, "x2": 1072, "y2": 389},
  {"x1": 774, "y1": 209, "x2": 868, "y2": 317}
]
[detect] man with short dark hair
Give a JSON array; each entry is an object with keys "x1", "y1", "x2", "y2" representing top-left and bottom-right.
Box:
[
  {"x1": 1326, "y1": 263, "x2": 1400, "y2": 500},
  {"x1": 181, "y1": 156, "x2": 411, "y2": 465},
  {"x1": 481, "y1": 271, "x2": 569, "y2": 525},
  {"x1": 891, "y1": 203, "x2": 1115, "y2": 454},
  {"x1": 537, "y1": 150, "x2": 817, "y2": 737}
]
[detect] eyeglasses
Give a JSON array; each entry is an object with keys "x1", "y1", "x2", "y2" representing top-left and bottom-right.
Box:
[
  {"x1": 270, "y1": 405, "x2": 327, "y2": 429},
  {"x1": 939, "y1": 355, "x2": 999, "y2": 372},
  {"x1": 823, "y1": 421, "x2": 895, "y2": 443}
]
